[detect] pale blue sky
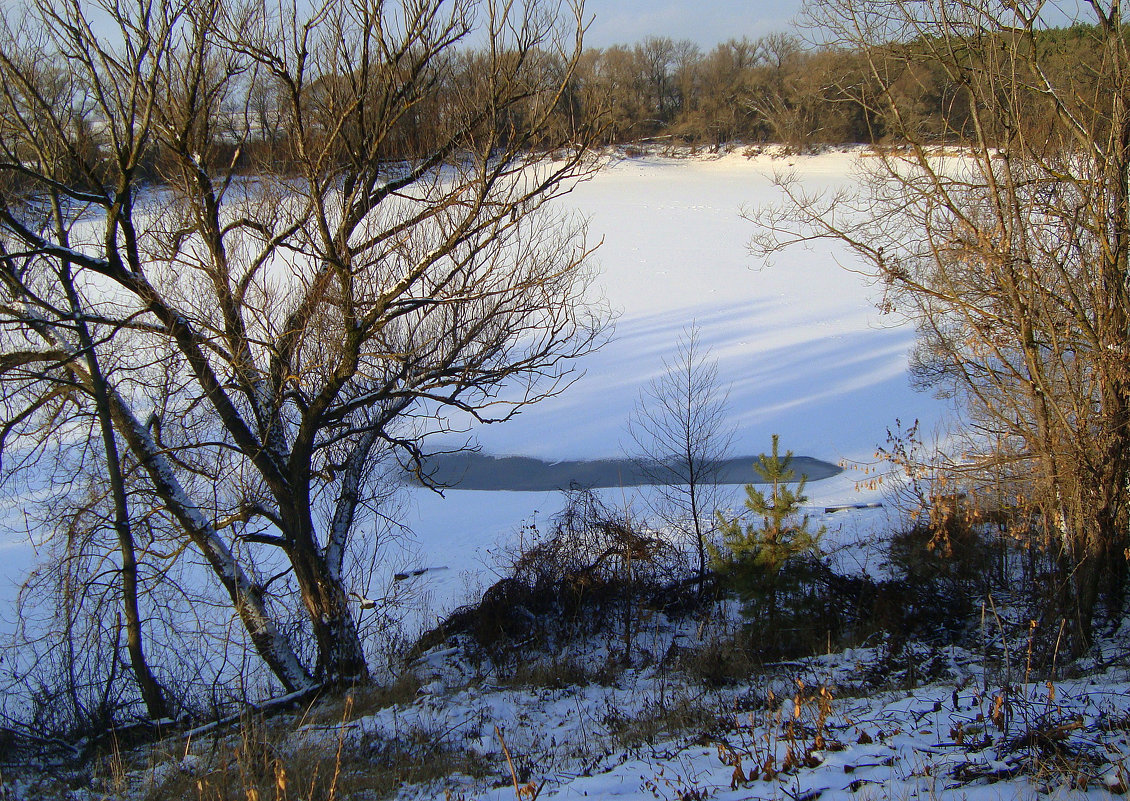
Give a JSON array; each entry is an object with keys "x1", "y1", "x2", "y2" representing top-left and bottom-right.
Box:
[{"x1": 580, "y1": 0, "x2": 804, "y2": 48}]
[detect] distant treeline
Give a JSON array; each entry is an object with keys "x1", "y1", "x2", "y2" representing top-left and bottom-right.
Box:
[
  {"x1": 226, "y1": 24, "x2": 1110, "y2": 167},
  {"x1": 553, "y1": 24, "x2": 1110, "y2": 150},
  {"x1": 36, "y1": 22, "x2": 1110, "y2": 189}
]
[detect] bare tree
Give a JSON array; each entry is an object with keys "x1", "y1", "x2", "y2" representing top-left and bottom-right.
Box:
[
  {"x1": 689, "y1": 39, "x2": 764, "y2": 146},
  {"x1": 0, "y1": 0, "x2": 606, "y2": 701},
  {"x1": 627, "y1": 325, "x2": 733, "y2": 584},
  {"x1": 751, "y1": 0, "x2": 1130, "y2": 651}
]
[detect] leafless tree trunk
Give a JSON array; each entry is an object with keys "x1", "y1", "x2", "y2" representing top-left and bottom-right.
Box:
[{"x1": 55, "y1": 223, "x2": 169, "y2": 721}]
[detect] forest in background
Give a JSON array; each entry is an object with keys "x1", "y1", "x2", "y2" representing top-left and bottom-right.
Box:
[
  {"x1": 559, "y1": 23, "x2": 1112, "y2": 149},
  {"x1": 204, "y1": 22, "x2": 1117, "y2": 169}
]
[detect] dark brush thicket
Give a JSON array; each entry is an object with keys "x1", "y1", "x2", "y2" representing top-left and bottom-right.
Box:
[{"x1": 424, "y1": 485, "x2": 1049, "y2": 686}]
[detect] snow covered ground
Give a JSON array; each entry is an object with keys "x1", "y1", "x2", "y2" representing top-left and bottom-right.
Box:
[
  {"x1": 375, "y1": 624, "x2": 1130, "y2": 801},
  {"x1": 125, "y1": 603, "x2": 1130, "y2": 801}
]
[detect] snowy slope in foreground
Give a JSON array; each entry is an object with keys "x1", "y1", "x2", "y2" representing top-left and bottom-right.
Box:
[
  {"x1": 400, "y1": 150, "x2": 953, "y2": 618},
  {"x1": 375, "y1": 637, "x2": 1130, "y2": 801}
]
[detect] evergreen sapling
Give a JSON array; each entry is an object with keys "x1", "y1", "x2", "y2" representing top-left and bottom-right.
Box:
[{"x1": 712, "y1": 435, "x2": 824, "y2": 605}]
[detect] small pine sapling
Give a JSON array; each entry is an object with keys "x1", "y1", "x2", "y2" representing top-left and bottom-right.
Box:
[{"x1": 712, "y1": 435, "x2": 825, "y2": 609}]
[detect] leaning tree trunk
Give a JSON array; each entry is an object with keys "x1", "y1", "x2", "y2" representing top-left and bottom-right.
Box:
[
  {"x1": 279, "y1": 430, "x2": 376, "y2": 684},
  {"x1": 102, "y1": 390, "x2": 316, "y2": 693},
  {"x1": 55, "y1": 206, "x2": 169, "y2": 721}
]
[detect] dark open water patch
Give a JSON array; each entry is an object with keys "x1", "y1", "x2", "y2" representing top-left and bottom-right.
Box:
[{"x1": 409, "y1": 453, "x2": 842, "y2": 492}]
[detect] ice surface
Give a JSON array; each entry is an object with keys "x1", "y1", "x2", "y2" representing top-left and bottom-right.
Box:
[{"x1": 398, "y1": 150, "x2": 952, "y2": 619}]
